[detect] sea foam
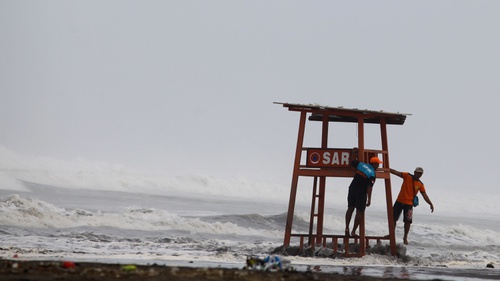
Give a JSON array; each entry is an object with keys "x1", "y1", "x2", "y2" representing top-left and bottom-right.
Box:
[{"x1": 0, "y1": 194, "x2": 283, "y2": 238}]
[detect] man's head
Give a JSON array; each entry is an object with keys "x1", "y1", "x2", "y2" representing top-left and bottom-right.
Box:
[
  {"x1": 414, "y1": 167, "x2": 424, "y2": 179},
  {"x1": 369, "y1": 156, "x2": 383, "y2": 169}
]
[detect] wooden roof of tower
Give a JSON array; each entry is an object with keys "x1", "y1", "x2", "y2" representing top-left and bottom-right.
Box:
[{"x1": 274, "y1": 102, "x2": 409, "y2": 125}]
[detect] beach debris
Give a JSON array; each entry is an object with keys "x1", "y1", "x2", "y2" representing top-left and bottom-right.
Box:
[
  {"x1": 62, "y1": 261, "x2": 76, "y2": 269},
  {"x1": 306, "y1": 265, "x2": 322, "y2": 272},
  {"x1": 121, "y1": 265, "x2": 137, "y2": 272},
  {"x1": 244, "y1": 255, "x2": 292, "y2": 272}
]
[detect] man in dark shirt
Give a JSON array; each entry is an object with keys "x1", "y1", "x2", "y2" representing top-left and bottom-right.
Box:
[{"x1": 345, "y1": 147, "x2": 382, "y2": 237}]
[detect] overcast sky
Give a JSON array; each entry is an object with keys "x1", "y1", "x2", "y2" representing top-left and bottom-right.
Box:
[{"x1": 1, "y1": 1, "x2": 500, "y2": 200}]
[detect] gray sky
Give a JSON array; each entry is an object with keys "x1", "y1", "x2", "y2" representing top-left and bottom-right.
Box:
[{"x1": 1, "y1": 1, "x2": 500, "y2": 200}]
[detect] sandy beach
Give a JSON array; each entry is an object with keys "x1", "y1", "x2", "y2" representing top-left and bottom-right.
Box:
[{"x1": 0, "y1": 259, "x2": 426, "y2": 281}]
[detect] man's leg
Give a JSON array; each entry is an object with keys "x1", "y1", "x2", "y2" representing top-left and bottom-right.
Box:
[
  {"x1": 403, "y1": 222, "x2": 411, "y2": 245},
  {"x1": 351, "y1": 210, "x2": 363, "y2": 237},
  {"x1": 393, "y1": 206, "x2": 399, "y2": 230},
  {"x1": 345, "y1": 207, "x2": 355, "y2": 236},
  {"x1": 402, "y1": 206, "x2": 413, "y2": 245},
  {"x1": 393, "y1": 202, "x2": 403, "y2": 229}
]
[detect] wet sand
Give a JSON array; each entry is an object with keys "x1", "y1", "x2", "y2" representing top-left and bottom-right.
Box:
[{"x1": 0, "y1": 259, "x2": 424, "y2": 281}]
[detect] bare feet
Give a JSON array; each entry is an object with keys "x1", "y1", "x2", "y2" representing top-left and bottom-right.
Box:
[
  {"x1": 403, "y1": 239, "x2": 409, "y2": 245},
  {"x1": 345, "y1": 228, "x2": 359, "y2": 237}
]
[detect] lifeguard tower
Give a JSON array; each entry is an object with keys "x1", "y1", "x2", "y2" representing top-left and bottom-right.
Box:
[{"x1": 275, "y1": 102, "x2": 409, "y2": 257}]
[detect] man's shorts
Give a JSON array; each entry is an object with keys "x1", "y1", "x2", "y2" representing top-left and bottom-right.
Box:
[
  {"x1": 347, "y1": 187, "x2": 367, "y2": 212},
  {"x1": 393, "y1": 201, "x2": 413, "y2": 224}
]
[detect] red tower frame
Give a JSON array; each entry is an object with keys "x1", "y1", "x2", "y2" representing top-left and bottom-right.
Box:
[{"x1": 276, "y1": 102, "x2": 408, "y2": 257}]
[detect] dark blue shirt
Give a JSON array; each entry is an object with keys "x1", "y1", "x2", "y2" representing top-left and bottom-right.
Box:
[{"x1": 348, "y1": 160, "x2": 376, "y2": 191}]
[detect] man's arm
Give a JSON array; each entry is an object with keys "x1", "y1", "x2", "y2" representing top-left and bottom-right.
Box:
[
  {"x1": 421, "y1": 192, "x2": 434, "y2": 213},
  {"x1": 389, "y1": 168, "x2": 403, "y2": 178},
  {"x1": 366, "y1": 185, "x2": 373, "y2": 207}
]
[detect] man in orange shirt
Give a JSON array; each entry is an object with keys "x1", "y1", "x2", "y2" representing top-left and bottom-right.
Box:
[{"x1": 390, "y1": 167, "x2": 434, "y2": 245}]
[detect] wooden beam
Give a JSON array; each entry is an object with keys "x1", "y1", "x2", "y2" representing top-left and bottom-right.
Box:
[
  {"x1": 283, "y1": 111, "x2": 307, "y2": 246},
  {"x1": 380, "y1": 118, "x2": 397, "y2": 256}
]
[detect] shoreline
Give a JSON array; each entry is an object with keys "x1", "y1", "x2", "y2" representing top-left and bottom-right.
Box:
[
  {"x1": 1, "y1": 258, "x2": 498, "y2": 281},
  {"x1": 0, "y1": 259, "x2": 426, "y2": 281}
]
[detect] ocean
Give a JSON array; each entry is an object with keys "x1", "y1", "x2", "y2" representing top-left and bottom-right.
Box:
[{"x1": 0, "y1": 152, "x2": 499, "y2": 280}]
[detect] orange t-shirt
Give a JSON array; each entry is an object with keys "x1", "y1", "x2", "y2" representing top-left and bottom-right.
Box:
[{"x1": 396, "y1": 172, "x2": 426, "y2": 205}]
